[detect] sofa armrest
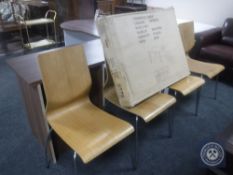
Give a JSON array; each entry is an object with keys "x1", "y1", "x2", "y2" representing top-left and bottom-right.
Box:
[{"x1": 197, "y1": 28, "x2": 222, "y2": 47}]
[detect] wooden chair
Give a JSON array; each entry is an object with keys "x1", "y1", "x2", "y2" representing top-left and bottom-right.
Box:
[
  {"x1": 178, "y1": 20, "x2": 225, "y2": 99},
  {"x1": 37, "y1": 45, "x2": 134, "y2": 173},
  {"x1": 169, "y1": 75, "x2": 205, "y2": 115},
  {"x1": 104, "y1": 67, "x2": 176, "y2": 168}
]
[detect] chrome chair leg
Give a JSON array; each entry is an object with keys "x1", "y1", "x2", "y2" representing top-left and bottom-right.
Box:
[
  {"x1": 133, "y1": 116, "x2": 139, "y2": 170},
  {"x1": 167, "y1": 110, "x2": 173, "y2": 138},
  {"x1": 214, "y1": 75, "x2": 219, "y2": 100},
  {"x1": 195, "y1": 88, "x2": 201, "y2": 116},
  {"x1": 45, "y1": 128, "x2": 53, "y2": 168},
  {"x1": 73, "y1": 152, "x2": 78, "y2": 175}
]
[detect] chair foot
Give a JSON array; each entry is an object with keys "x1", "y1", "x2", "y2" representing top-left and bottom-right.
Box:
[
  {"x1": 73, "y1": 152, "x2": 78, "y2": 175},
  {"x1": 214, "y1": 75, "x2": 219, "y2": 100},
  {"x1": 132, "y1": 116, "x2": 139, "y2": 170},
  {"x1": 167, "y1": 110, "x2": 173, "y2": 138},
  {"x1": 45, "y1": 128, "x2": 53, "y2": 168}
]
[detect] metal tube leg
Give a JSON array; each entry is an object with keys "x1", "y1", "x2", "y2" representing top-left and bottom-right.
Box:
[
  {"x1": 195, "y1": 88, "x2": 201, "y2": 116},
  {"x1": 45, "y1": 129, "x2": 53, "y2": 168},
  {"x1": 167, "y1": 110, "x2": 173, "y2": 138},
  {"x1": 73, "y1": 152, "x2": 78, "y2": 175},
  {"x1": 133, "y1": 116, "x2": 139, "y2": 170},
  {"x1": 214, "y1": 75, "x2": 219, "y2": 100}
]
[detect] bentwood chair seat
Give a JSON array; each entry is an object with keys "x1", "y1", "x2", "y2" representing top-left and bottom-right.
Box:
[
  {"x1": 187, "y1": 57, "x2": 225, "y2": 79},
  {"x1": 103, "y1": 66, "x2": 176, "y2": 169},
  {"x1": 38, "y1": 45, "x2": 134, "y2": 166},
  {"x1": 169, "y1": 75, "x2": 205, "y2": 96},
  {"x1": 105, "y1": 86, "x2": 176, "y2": 123},
  {"x1": 47, "y1": 97, "x2": 134, "y2": 163}
]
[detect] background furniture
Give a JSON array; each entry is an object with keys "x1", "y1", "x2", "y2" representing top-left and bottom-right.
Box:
[
  {"x1": 48, "y1": 0, "x2": 95, "y2": 41},
  {"x1": 97, "y1": 0, "x2": 114, "y2": 15},
  {"x1": 195, "y1": 18, "x2": 233, "y2": 69},
  {"x1": 21, "y1": 0, "x2": 49, "y2": 19},
  {"x1": 114, "y1": 2, "x2": 147, "y2": 14},
  {"x1": 18, "y1": 9, "x2": 57, "y2": 49},
  {"x1": 0, "y1": 1, "x2": 24, "y2": 51},
  {"x1": 178, "y1": 20, "x2": 225, "y2": 99},
  {"x1": 60, "y1": 19, "x2": 99, "y2": 46},
  {"x1": 7, "y1": 39, "x2": 105, "y2": 163},
  {"x1": 38, "y1": 45, "x2": 134, "y2": 171}
]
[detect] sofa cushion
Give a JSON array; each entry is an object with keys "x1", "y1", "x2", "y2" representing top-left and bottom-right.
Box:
[{"x1": 200, "y1": 44, "x2": 233, "y2": 67}]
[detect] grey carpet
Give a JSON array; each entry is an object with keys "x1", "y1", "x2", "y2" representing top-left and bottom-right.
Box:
[{"x1": 1, "y1": 52, "x2": 233, "y2": 175}]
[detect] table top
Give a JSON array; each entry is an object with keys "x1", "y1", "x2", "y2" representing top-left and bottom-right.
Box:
[
  {"x1": 60, "y1": 19, "x2": 99, "y2": 37},
  {"x1": 7, "y1": 39, "x2": 105, "y2": 86}
]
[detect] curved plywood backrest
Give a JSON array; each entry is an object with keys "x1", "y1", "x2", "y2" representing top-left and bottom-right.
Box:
[
  {"x1": 38, "y1": 45, "x2": 92, "y2": 114},
  {"x1": 178, "y1": 21, "x2": 195, "y2": 53}
]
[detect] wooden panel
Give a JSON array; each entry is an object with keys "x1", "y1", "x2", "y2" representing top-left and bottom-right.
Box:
[
  {"x1": 48, "y1": 99, "x2": 134, "y2": 163},
  {"x1": 38, "y1": 45, "x2": 92, "y2": 114}
]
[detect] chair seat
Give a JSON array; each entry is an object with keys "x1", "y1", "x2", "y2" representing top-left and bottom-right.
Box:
[
  {"x1": 169, "y1": 75, "x2": 205, "y2": 96},
  {"x1": 187, "y1": 57, "x2": 225, "y2": 79},
  {"x1": 47, "y1": 98, "x2": 134, "y2": 164},
  {"x1": 105, "y1": 87, "x2": 176, "y2": 123},
  {"x1": 21, "y1": 18, "x2": 54, "y2": 26}
]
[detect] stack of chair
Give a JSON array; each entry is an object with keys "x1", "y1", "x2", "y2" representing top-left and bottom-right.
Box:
[{"x1": 178, "y1": 20, "x2": 225, "y2": 99}]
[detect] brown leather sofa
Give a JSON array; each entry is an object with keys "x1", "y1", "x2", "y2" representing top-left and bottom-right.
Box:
[{"x1": 195, "y1": 18, "x2": 233, "y2": 68}]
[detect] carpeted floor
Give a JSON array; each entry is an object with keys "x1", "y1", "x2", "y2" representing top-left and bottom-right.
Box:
[{"x1": 1, "y1": 51, "x2": 233, "y2": 175}]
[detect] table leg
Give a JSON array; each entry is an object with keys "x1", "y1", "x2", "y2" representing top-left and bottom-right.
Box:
[
  {"x1": 90, "y1": 64, "x2": 104, "y2": 108},
  {"x1": 17, "y1": 76, "x2": 56, "y2": 163}
]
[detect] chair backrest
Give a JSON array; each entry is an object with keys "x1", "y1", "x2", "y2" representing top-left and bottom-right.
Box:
[
  {"x1": 38, "y1": 45, "x2": 92, "y2": 114},
  {"x1": 178, "y1": 21, "x2": 195, "y2": 53}
]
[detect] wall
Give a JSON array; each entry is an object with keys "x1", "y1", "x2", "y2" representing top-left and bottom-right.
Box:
[{"x1": 146, "y1": 0, "x2": 233, "y2": 27}]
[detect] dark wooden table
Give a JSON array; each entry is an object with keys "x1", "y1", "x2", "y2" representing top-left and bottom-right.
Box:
[{"x1": 7, "y1": 39, "x2": 105, "y2": 163}]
